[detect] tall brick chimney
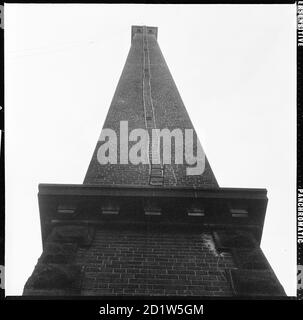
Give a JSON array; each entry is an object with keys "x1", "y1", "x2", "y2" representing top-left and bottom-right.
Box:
[{"x1": 23, "y1": 26, "x2": 285, "y2": 297}]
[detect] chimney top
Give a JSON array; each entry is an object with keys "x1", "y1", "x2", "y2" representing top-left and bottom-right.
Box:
[{"x1": 131, "y1": 25, "x2": 158, "y2": 42}]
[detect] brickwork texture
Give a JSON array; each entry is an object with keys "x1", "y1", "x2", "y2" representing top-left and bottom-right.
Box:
[{"x1": 84, "y1": 26, "x2": 218, "y2": 187}]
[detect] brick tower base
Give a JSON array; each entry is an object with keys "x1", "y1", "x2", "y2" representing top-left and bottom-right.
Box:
[{"x1": 23, "y1": 185, "x2": 285, "y2": 297}]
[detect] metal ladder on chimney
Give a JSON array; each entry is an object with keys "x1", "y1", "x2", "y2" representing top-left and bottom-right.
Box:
[{"x1": 142, "y1": 26, "x2": 164, "y2": 186}]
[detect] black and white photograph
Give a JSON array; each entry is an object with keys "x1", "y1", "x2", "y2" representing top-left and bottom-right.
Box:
[{"x1": 1, "y1": 2, "x2": 300, "y2": 305}]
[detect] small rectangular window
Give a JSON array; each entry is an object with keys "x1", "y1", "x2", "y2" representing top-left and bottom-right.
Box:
[
  {"x1": 101, "y1": 203, "x2": 119, "y2": 215},
  {"x1": 144, "y1": 200, "x2": 162, "y2": 215},
  {"x1": 57, "y1": 204, "x2": 76, "y2": 214},
  {"x1": 102, "y1": 209, "x2": 119, "y2": 215},
  {"x1": 145, "y1": 210, "x2": 161, "y2": 216},
  {"x1": 230, "y1": 208, "x2": 248, "y2": 218},
  {"x1": 187, "y1": 208, "x2": 205, "y2": 217}
]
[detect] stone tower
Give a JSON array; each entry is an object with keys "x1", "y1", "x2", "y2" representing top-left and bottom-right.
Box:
[{"x1": 23, "y1": 26, "x2": 285, "y2": 297}]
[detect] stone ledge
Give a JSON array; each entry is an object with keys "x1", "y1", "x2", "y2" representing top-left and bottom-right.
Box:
[
  {"x1": 48, "y1": 225, "x2": 95, "y2": 247},
  {"x1": 212, "y1": 230, "x2": 258, "y2": 252},
  {"x1": 24, "y1": 263, "x2": 82, "y2": 291},
  {"x1": 231, "y1": 248, "x2": 270, "y2": 270},
  {"x1": 39, "y1": 242, "x2": 78, "y2": 264},
  {"x1": 227, "y1": 269, "x2": 286, "y2": 297}
]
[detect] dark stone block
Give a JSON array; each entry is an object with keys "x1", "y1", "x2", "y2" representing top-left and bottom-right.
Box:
[
  {"x1": 213, "y1": 230, "x2": 258, "y2": 251},
  {"x1": 48, "y1": 225, "x2": 95, "y2": 247},
  {"x1": 24, "y1": 263, "x2": 82, "y2": 290},
  {"x1": 228, "y1": 269, "x2": 285, "y2": 297},
  {"x1": 39, "y1": 242, "x2": 78, "y2": 264},
  {"x1": 231, "y1": 248, "x2": 270, "y2": 270}
]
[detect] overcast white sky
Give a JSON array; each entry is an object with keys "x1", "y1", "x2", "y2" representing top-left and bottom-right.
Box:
[{"x1": 4, "y1": 4, "x2": 296, "y2": 296}]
